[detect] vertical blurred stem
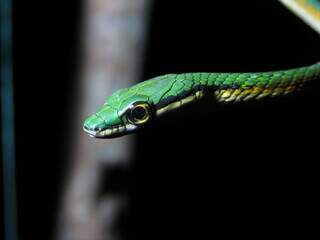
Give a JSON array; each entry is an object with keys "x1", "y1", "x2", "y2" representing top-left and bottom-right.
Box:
[
  {"x1": 57, "y1": 0, "x2": 151, "y2": 240},
  {"x1": 1, "y1": 0, "x2": 18, "y2": 239}
]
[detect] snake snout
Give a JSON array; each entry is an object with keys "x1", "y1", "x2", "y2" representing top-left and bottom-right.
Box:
[
  {"x1": 84, "y1": 122, "x2": 104, "y2": 132},
  {"x1": 83, "y1": 114, "x2": 107, "y2": 136}
]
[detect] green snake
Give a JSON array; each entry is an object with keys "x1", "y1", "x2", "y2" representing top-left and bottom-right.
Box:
[{"x1": 83, "y1": 62, "x2": 320, "y2": 138}]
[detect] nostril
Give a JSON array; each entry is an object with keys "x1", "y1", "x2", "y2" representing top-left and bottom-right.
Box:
[{"x1": 93, "y1": 126, "x2": 101, "y2": 132}]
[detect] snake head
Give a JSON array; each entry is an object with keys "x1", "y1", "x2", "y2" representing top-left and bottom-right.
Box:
[
  {"x1": 83, "y1": 89, "x2": 154, "y2": 138},
  {"x1": 83, "y1": 74, "x2": 195, "y2": 138}
]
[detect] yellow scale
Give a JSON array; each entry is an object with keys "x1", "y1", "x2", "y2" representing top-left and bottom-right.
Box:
[{"x1": 215, "y1": 85, "x2": 297, "y2": 103}]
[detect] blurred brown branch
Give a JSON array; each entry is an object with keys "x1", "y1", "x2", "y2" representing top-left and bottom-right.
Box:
[{"x1": 56, "y1": 1, "x2": 151, "y2": 239}]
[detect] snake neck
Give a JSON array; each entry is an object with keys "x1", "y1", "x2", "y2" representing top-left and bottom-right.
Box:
[{"x1": 155, "y1": 62, "x2": 320, "y2": 114}]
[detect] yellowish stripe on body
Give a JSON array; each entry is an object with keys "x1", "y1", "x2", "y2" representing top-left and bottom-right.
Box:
[{"x1": 215, "y1": 85, "x2": 297, "y2": 102}]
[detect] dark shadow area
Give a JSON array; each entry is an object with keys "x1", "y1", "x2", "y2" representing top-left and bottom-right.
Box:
[{"x1": 13, "y1": 1, "x2": 83, "y2": 239}]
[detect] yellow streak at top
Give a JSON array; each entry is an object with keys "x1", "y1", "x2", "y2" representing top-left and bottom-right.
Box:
[
  {"x1": 279, "y1": 0, "x2": 320, "y2": 34},
  {"x1": 296, "y1": 0, "x2": 320, "y2": 19}
]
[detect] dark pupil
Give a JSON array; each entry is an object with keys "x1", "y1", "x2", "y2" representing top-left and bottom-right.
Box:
[{"x1": 132, "y1": 106, "x2": 146, "y2": 120}]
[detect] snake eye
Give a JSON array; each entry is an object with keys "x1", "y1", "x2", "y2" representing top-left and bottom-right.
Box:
[{"x1": 127, "y1": 103, "x2": 151, "y2": 125}]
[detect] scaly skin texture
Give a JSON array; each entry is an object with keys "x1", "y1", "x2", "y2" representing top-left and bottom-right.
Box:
[{"x1": 83, "y1": 62, "x2": 320, "y2": 138}]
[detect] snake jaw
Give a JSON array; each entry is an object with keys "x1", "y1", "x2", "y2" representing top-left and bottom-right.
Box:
[
  {"x1": 82, "y1": 127, "x2": 97, "y2": 138},
  {"x1": 84, "y1": 123, "x2": 137, "y2": 138}
]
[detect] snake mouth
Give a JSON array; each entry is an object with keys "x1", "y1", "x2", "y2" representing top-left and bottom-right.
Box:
[{"x1": 83, "y1": 124, "x2": 137, "y2": 138}]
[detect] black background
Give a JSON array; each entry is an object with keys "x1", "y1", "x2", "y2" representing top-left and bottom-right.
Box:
[{"x1": 3, "y1": 0, "x2": 320, "y2": 239}]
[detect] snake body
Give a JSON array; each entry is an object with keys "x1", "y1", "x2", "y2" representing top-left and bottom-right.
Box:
[{"x1": 83, "y1": 62, "x2": 320, "y2": 138}]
